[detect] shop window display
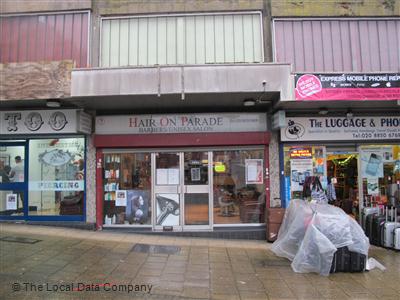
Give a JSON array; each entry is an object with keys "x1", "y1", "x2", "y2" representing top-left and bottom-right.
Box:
[
  {"x1": 28, "y1": 138, "x2": 85, "y2": 216},
  {"x1": 103, "y1": 153, "x2": 151, "y2": 225},
  {"x1": 0, "y1": 145, "x2": 25, "y2": 216},
  {"x1": 283, "y1": 146, "x2": 326, "y2": 202},
  {"x1": 213, "y1": 149, "x2": 265, "y2": 224},
  {"x1": 360, "y1": 145, "x2": 400, "y2": 208}
]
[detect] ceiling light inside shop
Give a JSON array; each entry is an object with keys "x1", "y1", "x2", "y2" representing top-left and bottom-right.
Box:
[
  {"x1": 243, "y1": 99, "x2": 256, "y2": 106},
  {"x1": 346, "y1": 110, "x2": 354, "y2": 118},
  {"x1": 46, "y1": 100, "x2": 61, "y2": 108},
  {"x1": 318, "y1": 109, "x2": 328, "y2": 115}
]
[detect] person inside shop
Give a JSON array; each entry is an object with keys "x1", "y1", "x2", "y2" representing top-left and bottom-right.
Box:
[
  {"x1": 0, "y1": 161, "x2": 11, "y2": 183},
  {"x1": 326, "y1": 176, "x2": 337, "y2": 205},
  {"x1": 9, "y1": 156, "x2": 24, "y2": 183}
]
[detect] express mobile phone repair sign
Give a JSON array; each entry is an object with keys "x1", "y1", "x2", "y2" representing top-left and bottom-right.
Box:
[{"x1": 295, "y1": 73, "x2": 400, "y2": 101}]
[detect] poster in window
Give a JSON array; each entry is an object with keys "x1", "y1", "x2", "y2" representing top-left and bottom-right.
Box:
[
  {"x1": 115, "y1": 190, "x2": 127, "y2": 206},
  {"x1": 360, "y1": 148, "x2": 384, "y2": 178},
  {"x1": 156, "y1": 193, "x2": 180, "y2": 226},
  {"x1": 6, "y1": 193, "x2": 17, "y2": 210},
  {"x1": 191, "y1": 168, "x2": 201, "y2": 181},
  {"x1": 245, "y1": 159, "x2": 263, "y2": 184},
  {"x1": 290, "y1": 159, "x2": 313, "y2": 192},
  {"x1": 125, "y1": 190, "x2": 150, "y2": 224},
  {"x1": 367, "y1": 178, "x2": 379, "y2": 195}
]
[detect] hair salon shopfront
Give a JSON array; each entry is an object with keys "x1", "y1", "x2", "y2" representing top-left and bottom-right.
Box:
[
  {"x1": 94, "y1": 113, "x2": 271, "y2": 239},
  {"x1": 0, "y1": 109, "x2": 92, "y2": 223},
  {"x1": 280, "y1": 115, "x2": 400, "y2": 222}
]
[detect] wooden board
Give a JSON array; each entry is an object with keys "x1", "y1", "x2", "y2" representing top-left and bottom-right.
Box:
[{"x1": 0, "y1": 60, "x2": 73, "y2": 100}]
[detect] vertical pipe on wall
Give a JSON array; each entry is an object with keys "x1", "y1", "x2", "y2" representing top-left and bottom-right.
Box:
[{"x1": 96, "y1": 149, "x2": 103, "y2": 230}]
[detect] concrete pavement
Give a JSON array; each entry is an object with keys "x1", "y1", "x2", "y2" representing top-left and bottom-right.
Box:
[{"x1": 0, "y1": 224, "x2": 399, "y2": 300}]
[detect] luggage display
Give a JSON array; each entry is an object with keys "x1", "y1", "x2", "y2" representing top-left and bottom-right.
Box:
[{"x1": 330, "y1": 246, "x2": 366, "y2": 273}]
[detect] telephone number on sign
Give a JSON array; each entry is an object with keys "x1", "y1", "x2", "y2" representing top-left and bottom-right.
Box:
[{"x1": 352, "y1": 132, "x2": 400, "y2": 139}]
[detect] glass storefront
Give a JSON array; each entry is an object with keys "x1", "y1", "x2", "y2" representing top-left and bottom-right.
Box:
[
  {"x1": 282, "y1": 143, "x2": 400, "y2": 221},
  {"x1": 0, "y1": 137, "x2": 86, "y2": 220},
  {"x1": 103, "y1": 152, "x2": 152, "y2": 225},
  {"x1": 28, "y1": 138, "x2": 85, "y2": 216},
  {"x1": 213, "y1": 149, "x2": 265, "y2": 224},
  {"x1": 102, "y1": 147, "x2": 266, "y2": 229},
  {"x1": 0, "y1": 144, "x2": 26, "y2": 217}
]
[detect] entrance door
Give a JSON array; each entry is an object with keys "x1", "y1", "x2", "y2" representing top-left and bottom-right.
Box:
[{"x1": 153, "y1": 151, "x2": 212, "y2": 231}]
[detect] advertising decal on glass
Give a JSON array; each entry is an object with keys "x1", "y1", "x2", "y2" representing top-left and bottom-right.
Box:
[{"x1": 156, "y1": 194, "x2": 180, "y2": 226}]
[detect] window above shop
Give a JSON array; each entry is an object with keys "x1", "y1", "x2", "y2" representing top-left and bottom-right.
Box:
[
  {"x1": 0, "y1": 11, "x2": 90, "y2": 67},
  {"x1": 100, "y1": 12, "x2": 263, "y2": 67},
  {"x1": 273, "y1": 18, "x2": 400, "y2": 72}
]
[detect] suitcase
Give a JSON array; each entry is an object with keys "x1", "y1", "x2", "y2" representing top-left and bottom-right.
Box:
[
  {"x1": 365, "y1": 213, "x2": 375, "y2": 238},
  {"x1": 330, "y1": 247, "x2": 366, "y2": 273},
  {"x1": 383, "y1": 207, "x2": 399, "y2": 248},
  {"x1": 266, "y1": 208, "x2": 285, "y2": 242},
  {"x1": 350, "y1": 251, "x2": 366, "y2": 272},
  {"x1": 361, "y1": 206, "x2": 379, "y2": 231},
  {"x1": 394, "y1": 228, "x2": 400, "y2": 250},
  {"x1": 371, "y1": 213, "x2": 386, "y2": 245}
]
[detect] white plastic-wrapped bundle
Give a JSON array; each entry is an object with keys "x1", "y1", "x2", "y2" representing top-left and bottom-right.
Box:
[
  {"x1": 271, "y1": 199, "x2": 370, "y2": 275},
  {"x1": 291, "y1": 223, "x2": 337, "y2": 276}
]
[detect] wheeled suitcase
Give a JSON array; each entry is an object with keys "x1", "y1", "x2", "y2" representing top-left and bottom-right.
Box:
[
  {"x1": 383, "y1": 207, "x2": 399, "y2": 248},
  {"x1": 394, "y1": 228, "x2": 400, "y2": 250},
  {"x1": 371, "y1": 213, "x2": 386, "y2": 245},
  {"x1": 365, "y1": 213, "x2": 375, "y2": 238},
  {"x1": 362, "y1": 206, "x2": 379, "y2": 231},
  {"x1": 370, "y1": 206, "x2": 386, "y2": 245}
]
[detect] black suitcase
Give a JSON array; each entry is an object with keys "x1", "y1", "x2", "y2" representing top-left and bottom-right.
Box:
[
  {"x1": 331, "y1": 247, "x2": 351, "y2": 273},
  {"x1": 350, "y1": 251, "x2": 366, "y2": 272},
  {"x1": 330, "y1": 247, "x2": 366, "y2": 273},
  {"x1": 371, "y1": 214, "x2": 386, "y2": 245},
  {"x1": 365, "y1": 213, "x2": 376, "y2": 238}
]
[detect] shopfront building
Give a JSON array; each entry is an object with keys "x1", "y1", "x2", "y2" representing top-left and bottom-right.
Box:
[
  {"x1": 94, "y1": 113, "x2": 271, "y2": 237},
  {"x1": 0, "y1": 110, "x2": 92, "y2": 222},
  {"x1": 280, "y1": 115, "x2": 400, "y2": 221}
]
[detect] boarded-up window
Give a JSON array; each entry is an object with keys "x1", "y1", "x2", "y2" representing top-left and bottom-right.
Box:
[
  {"x1": 100, "y1": 12, "x2": 263, "y2": 67},
  {"x1": 0, "y1": 12, "x2": 89, "y2": 67},
  {"x1": 274, "y1": 19, "x2": 400, "y2": 72}
]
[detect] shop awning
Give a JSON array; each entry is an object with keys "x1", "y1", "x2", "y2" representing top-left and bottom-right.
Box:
[{"x1": 69, "y1": 63, "x2": 293, "y2": 113}]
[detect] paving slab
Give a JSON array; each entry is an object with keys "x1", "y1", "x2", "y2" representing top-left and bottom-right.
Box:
[{"x1": 1, "y1": 223, "x2": 400, "y2": 300}]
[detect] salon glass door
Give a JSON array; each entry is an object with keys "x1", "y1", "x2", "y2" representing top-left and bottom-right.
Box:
[{"x1": 152, "y1": 151, "x2": 212, "y2": 231}]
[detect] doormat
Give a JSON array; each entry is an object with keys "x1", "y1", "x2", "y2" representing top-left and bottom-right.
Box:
[
  {"x1": 131, "y1": 243, "x2": 181, "y2": 255},
  {"x1": 0, "y1": 236, "x2": 42, "y2": 244}
]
